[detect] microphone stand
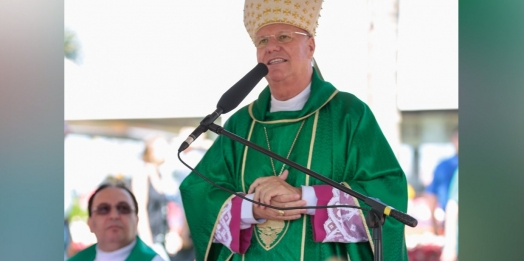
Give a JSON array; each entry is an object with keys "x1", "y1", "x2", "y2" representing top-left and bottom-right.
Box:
[{"x1": 205, "y1": 123, "x2": 417, "y2": 261}]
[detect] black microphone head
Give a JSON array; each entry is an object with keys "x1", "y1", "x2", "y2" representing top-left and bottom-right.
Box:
[{"x1": 217, "y1": 63, "x2": 268, "y2": 114}]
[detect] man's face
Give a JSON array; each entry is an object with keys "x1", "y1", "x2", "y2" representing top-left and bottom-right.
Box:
[
  {"x1": 256, "y1": 23, "x2": 315, "y2": 84},
  {"x1": 87, "y1": 187, "x2": 138, "y2": 251}
]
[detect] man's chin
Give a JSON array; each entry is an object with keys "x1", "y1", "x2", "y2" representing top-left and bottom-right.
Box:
[
  {"x1": 266, "y1": 72, "x2": 288, "y2": 83},
  {"x1": 105, "y1": 234, "x2": 130, "y2": 245}
]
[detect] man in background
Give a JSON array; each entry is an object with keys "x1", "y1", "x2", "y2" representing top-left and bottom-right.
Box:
[{"x1": 68, "y1": 183, "x2": 165, "y2": 261}]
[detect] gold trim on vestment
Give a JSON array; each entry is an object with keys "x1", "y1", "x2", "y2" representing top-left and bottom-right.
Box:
[
  {"x1": 247, "y1": 90, "x2": 338, "y2": 124},
  {"x1": 341, "y1": 182, "x2": 375, "y2": 257},
  {"x1": 264, "y1": 120, "x2": 306, "y2": 176},
  {"x1": 242, "y1": 118, "x2": 292, "y2": 251},
  {"x1": 308, "y1": 111, "x2": 319, "y2": 169},
  {"x1": 254, "y1": 219, "x2": 290, "y2": 250},
  {"x1": 300, "y1": 110, "x2": 318, "y2": 261},
  {"x1": 300, "y1": 216, "x2": 307, "y2": 261},
  {"x1": 241, "y1": 90, "x2": 335, "y2": 256},
  {"x1": 241, "y1": 121, "x2": 257, "y2": 193},
  {"x1": 242, "y1": 109, "x2": 322, "y2": 253},
  {"x1": 204, "y1": 194, "x2": 236, "y2": 261}
]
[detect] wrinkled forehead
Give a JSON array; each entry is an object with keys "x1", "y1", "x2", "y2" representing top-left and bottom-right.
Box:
[
  {"x1": 256, "y1": 23, "x2": 307, "y2": 37},
  {"x1": 92, "y1": 187, "x2": 133, "y2": 206}
]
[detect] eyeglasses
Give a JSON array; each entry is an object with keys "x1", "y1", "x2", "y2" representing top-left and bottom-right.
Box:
[
  {"x1": 255, "y1": 30, "x2": 311, "y2": 48},
  {"x1": 92, "y1": 202, "x2": 135, "y2": 215}
]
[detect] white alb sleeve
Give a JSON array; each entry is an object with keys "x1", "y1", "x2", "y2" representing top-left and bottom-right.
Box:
[
  {"x1": 240, "y1": 194, "x2": 266, "y2": 229},
  {"x1": 301, "y1": 185, "x2": 318, "y2": 215}
]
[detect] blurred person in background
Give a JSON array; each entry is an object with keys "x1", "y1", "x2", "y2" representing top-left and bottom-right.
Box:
[
  {"x1": 440, "y1": 169, "x2": 458, "y2": 261},
  {"x1": 132, "y1": 135, "x2": 170, "y2": 261},
  {"x1": 68, "y1": 182, "x2": 165, "y2": 261},
  {"x1": 424, "y1": 127, "x2": 458, "y2": 235},
  {"x1": 163, "y1": 127, "x2": 208, "y2": 261},
  {"x1": 164, "y1": 203, "x2": 195, "y2": 261}
]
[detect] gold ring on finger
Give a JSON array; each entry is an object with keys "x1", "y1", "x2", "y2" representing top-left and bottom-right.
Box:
[{"x1": 278, "y1": 210, "x2": 285, "y2": 216}]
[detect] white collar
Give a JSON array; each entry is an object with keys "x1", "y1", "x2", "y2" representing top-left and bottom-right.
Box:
[
  {"x1": 94, "y1": 238, "x2": 136, "y2": 261},
  {"x1": 270, "y1": 83, "x2": 311, "y2": 112}
]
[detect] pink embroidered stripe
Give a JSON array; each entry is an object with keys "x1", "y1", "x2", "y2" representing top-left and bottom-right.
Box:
[
  {"x1": 213, "y1": 196, "x2": 253, "y2": 254},
  {"x1": 311, "y1": 185, "x2": 368, "y2": 243}
]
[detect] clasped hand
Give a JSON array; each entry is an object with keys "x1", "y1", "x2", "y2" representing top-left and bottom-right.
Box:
[{"x1": 247, "y1": 170, "x2": 307, "y2": 220}]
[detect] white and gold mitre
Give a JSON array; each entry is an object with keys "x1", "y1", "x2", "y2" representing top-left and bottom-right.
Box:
[{"x1": 243, "y1": 0, "x2": 323, "y2": 43}]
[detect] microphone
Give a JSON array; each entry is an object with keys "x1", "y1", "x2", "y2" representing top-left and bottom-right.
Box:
[
  {"x1": 217, "y1": 63, "x2": 269, "y2": 114},
  {"x1": 178, "y1": 63, "x2": 268, "y2": 152}
]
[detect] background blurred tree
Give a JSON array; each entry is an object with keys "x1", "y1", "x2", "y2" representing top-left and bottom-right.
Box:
[{"x1": 65, "y1": 28, "x2": 81, "y2": 64}]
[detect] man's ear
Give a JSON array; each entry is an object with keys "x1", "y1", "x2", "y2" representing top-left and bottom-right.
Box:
[
  {"x1": 308, "y1": 37, "x2": 316, "y2": 58},
  {"x1": 87, "y1": 217, "x2": 94, "y2": 233}
]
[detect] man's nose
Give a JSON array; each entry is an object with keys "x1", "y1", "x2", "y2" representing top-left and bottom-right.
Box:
[
  {"x1": 108, "y1": 208, "x2": 121, "y2": 219},
  {"x1": 265, "y1": 36, "x2": 281, "y2": 52}
]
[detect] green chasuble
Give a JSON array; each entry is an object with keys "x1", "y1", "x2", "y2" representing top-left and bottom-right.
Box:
[{"x1": 180, "y1": 69, "x2": 408, "y2": 261}]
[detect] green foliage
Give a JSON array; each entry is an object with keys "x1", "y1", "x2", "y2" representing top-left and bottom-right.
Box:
[{"x1": 67, "y1": 195, "x2": 88, "y2": 221}]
